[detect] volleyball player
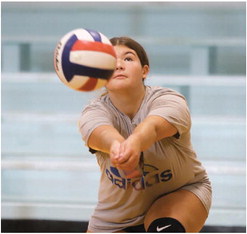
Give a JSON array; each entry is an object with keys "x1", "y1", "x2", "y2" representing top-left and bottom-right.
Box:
[{"x1": 79, "y1": 37, "x2": 212, "y2": 232}]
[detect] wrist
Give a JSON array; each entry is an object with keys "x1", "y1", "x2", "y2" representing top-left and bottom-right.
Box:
[{"x1": 128, "y1": 134, "x2": 142, "y2": 151}]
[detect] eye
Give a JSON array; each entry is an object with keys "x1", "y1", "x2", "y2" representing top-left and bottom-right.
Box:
[{"x1": 124, "y1": 57, "x2": 133, "y2": 62}]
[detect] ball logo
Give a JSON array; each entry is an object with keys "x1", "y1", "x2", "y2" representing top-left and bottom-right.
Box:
[{"x1": 54, "y1": 41, "x2": 62, "y2": 73}]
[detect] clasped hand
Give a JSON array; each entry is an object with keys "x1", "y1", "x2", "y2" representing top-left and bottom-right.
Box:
[{"x1": 110, "y1": 135, "x2": 141, "y2": 172}]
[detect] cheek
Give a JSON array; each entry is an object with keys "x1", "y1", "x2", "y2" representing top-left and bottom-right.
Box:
[
  {"x1": 129, "y1": 63, "x2": 143, "y2": 76},
  {"x1": 133, "y1": 67, "x2": 145, "y2": 79}
]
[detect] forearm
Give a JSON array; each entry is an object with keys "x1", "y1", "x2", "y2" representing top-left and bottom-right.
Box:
[
  {"x1": 130, "y1": 118, "x2": 158, "y2": 152},
  {"x1": 87, "y1": 125, "x2": 125, "y2": 154},
  {"x1": 131, "y1": 115, "x2": 178, "y2": 151}
]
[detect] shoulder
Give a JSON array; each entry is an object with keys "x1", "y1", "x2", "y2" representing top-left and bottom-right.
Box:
[
  {"x1": 145, "y1": 86, "x2": 186, "y2": 102},
  {"x1": 82, "y1": 94, "x2": 111, "y2": 113},
  {"x1": 79, "y1": 94, "x2": 114, "y2": 130}
]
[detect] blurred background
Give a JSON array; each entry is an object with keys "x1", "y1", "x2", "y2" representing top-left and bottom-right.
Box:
[{"x1": 1, "y1": 2, "x2": 246, "y2": 232}]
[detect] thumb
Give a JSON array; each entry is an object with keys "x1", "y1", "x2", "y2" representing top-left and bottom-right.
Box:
[{"x1": 110, "y1": 140, "x2": 121, "y2": 165}]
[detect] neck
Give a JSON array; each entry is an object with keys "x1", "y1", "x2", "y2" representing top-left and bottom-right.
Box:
[{"x1": 109, "y1": 85, "x2": 146, "y2": 119}]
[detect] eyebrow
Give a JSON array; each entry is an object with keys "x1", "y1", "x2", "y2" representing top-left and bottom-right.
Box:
[{"x1": 124, "y1": 51, "x2": 136, "y2": 56}]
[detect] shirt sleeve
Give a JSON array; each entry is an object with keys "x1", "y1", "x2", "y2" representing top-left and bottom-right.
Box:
[
  {"x1": 148, "y1": 91, "x2": 191, "y2": 136},
  {"x1": 78, "y1": 100, "x2": 113, "y2": 146}
]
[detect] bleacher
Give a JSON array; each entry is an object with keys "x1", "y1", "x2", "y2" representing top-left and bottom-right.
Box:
[{"x1": 1, "y1": 2, "x2": 246, "y2": 232}]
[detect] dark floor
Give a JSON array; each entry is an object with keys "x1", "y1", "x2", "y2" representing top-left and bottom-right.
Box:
[{"x1": 1, "y1": 219, "x2": 246, "y2": 233}]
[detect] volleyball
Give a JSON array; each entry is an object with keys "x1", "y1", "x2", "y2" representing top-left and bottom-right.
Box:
[{"x1": 54, "y1": 28, "x2": 116, "y2": 91}]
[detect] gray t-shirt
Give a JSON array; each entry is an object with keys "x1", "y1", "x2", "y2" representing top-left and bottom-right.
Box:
[{"x1": 79, "y1": 86, "x2": 207, "y2": 232}]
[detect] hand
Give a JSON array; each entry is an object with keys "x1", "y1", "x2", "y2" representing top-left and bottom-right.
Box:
[{"x1": 116, "y1": 134, "x2": 142, "y2": 171}]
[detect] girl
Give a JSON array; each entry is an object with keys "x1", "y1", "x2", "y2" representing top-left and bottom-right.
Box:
[{"x1": 79, "y1": 37, "x2": 212, "y2": 232}]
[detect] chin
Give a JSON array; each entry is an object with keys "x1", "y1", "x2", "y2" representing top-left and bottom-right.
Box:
[
  {"x1": 107, "y1": 86, "x2": 131, "y2": 93},
  {"x1": 106, "y1": 80, "x2": 130, "y2": 91}
]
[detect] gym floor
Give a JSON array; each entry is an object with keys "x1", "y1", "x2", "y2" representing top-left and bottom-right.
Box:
[{"x1": 1, "y1": 219, "x2": 246, "y2": 233}]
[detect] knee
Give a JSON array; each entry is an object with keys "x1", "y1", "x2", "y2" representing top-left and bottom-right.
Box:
[{"x1": 146, "y1": 217, "x2": 186, "y2": 233}]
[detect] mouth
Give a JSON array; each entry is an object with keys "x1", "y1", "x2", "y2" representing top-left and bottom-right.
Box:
[{"x1": 113, "y1": 74, "x2": 127, "y2": 79}]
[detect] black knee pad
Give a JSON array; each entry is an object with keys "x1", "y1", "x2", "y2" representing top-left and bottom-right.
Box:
[{"x1": 147, "y1": 217, "x2": 185, "y2": 232}]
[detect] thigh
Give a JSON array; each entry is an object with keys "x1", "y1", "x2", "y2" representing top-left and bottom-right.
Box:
[{"x1": 144, "y1": 189, "x2": 208, "y2": 232}]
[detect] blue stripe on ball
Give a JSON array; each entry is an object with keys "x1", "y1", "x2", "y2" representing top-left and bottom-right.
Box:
[
  {"x1": 86, "y1": 29, "x2": 102, "y2": 42},
  {"x1": 62, "y1": 34, "x2": 77, "y2": 81},
  {"x1": 72, "y1": 64, "x2": 114, "y2": 80},
  {"x1": 62, "y1": 34, "x2": 113, "y2": 81}
]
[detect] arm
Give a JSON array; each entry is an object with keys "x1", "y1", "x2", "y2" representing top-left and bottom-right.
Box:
[
  {"x1": 87, "y1": 125, "x2": 125, "y2": 161},
  {"x1": 131, "y1": 115, "x2": 177, "y2": 151},
  {"x1": 116, "y1": 115, "x2": 177, "y2": 170}
]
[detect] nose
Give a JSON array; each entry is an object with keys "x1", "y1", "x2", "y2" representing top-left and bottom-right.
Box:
[{"x1": 115, "y1": 59, "x2": 124, "y2": 70}]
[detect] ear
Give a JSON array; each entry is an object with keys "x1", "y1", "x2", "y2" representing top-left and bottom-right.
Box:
[{"x1": 142, "y1": 65, "x2": 150, "y2": 80}]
